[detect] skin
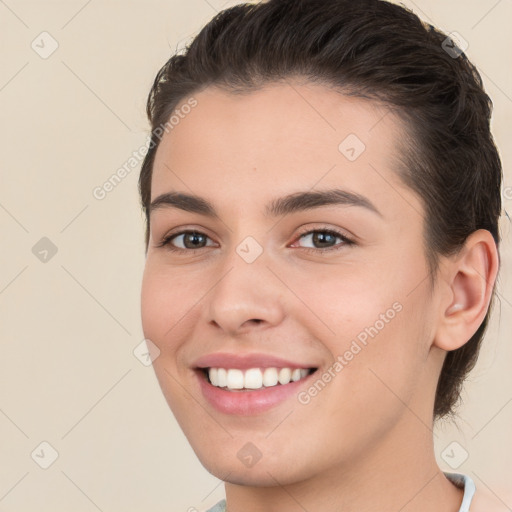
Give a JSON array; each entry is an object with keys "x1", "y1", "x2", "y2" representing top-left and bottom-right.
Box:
[{"x1": 140, "y1": 81, "x2": 499, "y2": 512}]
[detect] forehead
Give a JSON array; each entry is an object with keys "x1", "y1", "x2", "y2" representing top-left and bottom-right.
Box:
[{"x1": 150, "y1": 81, "x2": 421, "y2": 218}]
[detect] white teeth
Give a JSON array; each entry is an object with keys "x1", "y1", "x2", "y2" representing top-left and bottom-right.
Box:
[
  {"x1": 262, "y1": 367, "x2": 278, "y2": 387},
  {"x1": 244, "y1": 368, "x2": 263, "y2": 389},
  {"x1": 226, "y1": 369, "x2": 244, "y2": 389},
  {"x1": 207, "y1": 367, "x2": 312, "y2": 390},
  {"x1": 278, "y1": 367, "x2": 292, "y2": 385},
  {"x1": 217, "y1": 368, "x2": 227, "y2": 387},
  {"x1": 209, "y1": 367, "x2": 218, "y2": 386}
]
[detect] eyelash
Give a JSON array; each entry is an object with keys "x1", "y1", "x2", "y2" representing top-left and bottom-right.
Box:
[{"x1": 156, "y1": 226, "x2": 355, "y2": 255}]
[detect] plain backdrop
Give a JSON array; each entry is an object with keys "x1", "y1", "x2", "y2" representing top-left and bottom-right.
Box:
[{"x1": 0, "y1": 1, "x2": 511, "y2": 511}]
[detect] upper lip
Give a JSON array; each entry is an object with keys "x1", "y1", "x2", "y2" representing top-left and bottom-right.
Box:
[{"x1": 192, "y1": 352, "x2": 318, "y2": 370}]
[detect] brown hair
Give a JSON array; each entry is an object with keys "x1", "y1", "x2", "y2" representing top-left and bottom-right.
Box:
[{"x1": 138, "y1": 0, "x2": 502, "y2": 419}]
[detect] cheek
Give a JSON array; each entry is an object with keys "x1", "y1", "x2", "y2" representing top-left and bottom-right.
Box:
[
  {"x1": 289, "y1": 273, "x2": 409, "y2": 407},
  {"x1": 141, "y1": 261, "x2": 199, "y2": 337},
  {"x1": 293, "y1": 265, "x2": 401, "y2": 348},
  {"x1": 140, "y1": 268, "x2": 168, "y2": 342},
  {"x1": 140, "y1": 265, "x2": 197, "y2": 412},
  {"x1": 303, "y1": 262, "x2": 432, "y2": 407}
]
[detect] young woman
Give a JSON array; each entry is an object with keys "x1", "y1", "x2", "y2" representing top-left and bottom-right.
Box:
[{"x1": 138, "y1": 0, "x2": 505, "y2": 510}]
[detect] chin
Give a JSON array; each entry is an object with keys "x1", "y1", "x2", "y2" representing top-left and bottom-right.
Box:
[
  {"x1": 193, "y1": 443, "x2": 314, "y2": 488},
  {"x1": 201, "y1": 458, "x2": 296, "y2": 487}
]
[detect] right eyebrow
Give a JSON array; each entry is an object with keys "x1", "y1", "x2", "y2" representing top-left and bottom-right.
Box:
[{"x1": 150, "y1": 192, "x2": 220, "y2": 218}]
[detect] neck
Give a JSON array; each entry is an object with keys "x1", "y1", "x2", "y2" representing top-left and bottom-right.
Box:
[{"x1": 224, "y1": 414, "x2": 463, "y2": 512}]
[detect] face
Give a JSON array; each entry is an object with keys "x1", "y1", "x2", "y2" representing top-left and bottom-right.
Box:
[{"x1": 141, "y1": 81, "x2": 444, "y2": 486}]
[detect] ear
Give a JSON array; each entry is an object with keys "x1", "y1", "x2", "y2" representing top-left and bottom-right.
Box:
[{"x1": 433, "y1": 229, "x2": 500, "y2": 351}]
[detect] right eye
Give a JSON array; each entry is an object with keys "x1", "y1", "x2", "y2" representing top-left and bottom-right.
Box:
[{"x1": 157, "y1": 230, "x2": 216, "y2": 252}]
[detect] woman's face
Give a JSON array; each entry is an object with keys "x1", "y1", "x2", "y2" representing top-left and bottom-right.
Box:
[{"x1": 141, "y1": 82, "x2": 445, "y2": 486}]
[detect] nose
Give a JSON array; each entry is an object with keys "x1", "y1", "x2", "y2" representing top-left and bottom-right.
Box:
[{"x1": 205, "y1": 252, "x2": 287, "y2": 337}]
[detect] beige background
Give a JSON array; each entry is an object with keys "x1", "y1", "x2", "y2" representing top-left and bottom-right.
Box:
[{"x1": 0, "y1": 0, "x2": 511, "y2": 510}]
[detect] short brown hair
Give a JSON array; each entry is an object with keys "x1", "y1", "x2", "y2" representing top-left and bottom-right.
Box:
[{"x1": 138, "y1": 0, "x2": 502, "y2": 419}]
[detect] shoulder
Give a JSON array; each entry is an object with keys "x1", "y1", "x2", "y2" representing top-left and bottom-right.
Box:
[{"x1": 471, "y1": 486, "x2": 511, "y2": 512}]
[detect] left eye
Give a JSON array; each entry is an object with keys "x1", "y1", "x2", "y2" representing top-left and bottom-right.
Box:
[{"x1": 294, "y1": 229, "x2": 353, "y2": 251}]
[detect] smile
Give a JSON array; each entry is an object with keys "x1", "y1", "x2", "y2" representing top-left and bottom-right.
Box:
[
  {"x1": 205, "y1": 367, "x2": 314, "y2": 391},
  {"x1": 192, "y1": 352, "x2": 319, "y2": 414}
]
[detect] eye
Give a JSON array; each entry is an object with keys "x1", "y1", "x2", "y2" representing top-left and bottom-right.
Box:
[
  {"x1": 156, "y1": 226, "x2": 355, "y2": 254},
  {"x1": 157, "y1": 230, "x2": 216, "y2": 251},
  {"x1": 292, "y1": 227, "x2": 355, "y2": 253}
]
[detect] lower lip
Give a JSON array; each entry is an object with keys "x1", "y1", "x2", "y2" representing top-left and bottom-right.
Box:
[{"x1": 196, "y1": 370, "x2": 315, "y2": 415}]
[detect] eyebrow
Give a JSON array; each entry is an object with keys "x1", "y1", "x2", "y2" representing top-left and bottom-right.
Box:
[{"x1": 149, "y1": 188, "x2": 383, "y2": 219}]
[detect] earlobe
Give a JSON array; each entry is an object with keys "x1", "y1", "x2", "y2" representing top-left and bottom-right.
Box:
[{"x1": 433, "y1": 229, "x2": 499, "y2": 352}]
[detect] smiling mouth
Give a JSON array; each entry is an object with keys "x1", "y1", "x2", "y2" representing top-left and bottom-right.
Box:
[{"x1": 201, "y1": 367, "x2": 317, "y2": 391}]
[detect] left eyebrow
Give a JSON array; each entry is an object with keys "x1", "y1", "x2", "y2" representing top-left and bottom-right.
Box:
[
  {"x1": 149, "y1": 188, "x2": 383, "y2": 219},
  {"x1": 265, "y1": 188, "x2": 383, "y2": 218}
]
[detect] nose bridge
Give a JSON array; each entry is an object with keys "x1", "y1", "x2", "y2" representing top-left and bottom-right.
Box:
[{"x1": 205, "y1": 240, "x2": 286, "y2": 334}]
